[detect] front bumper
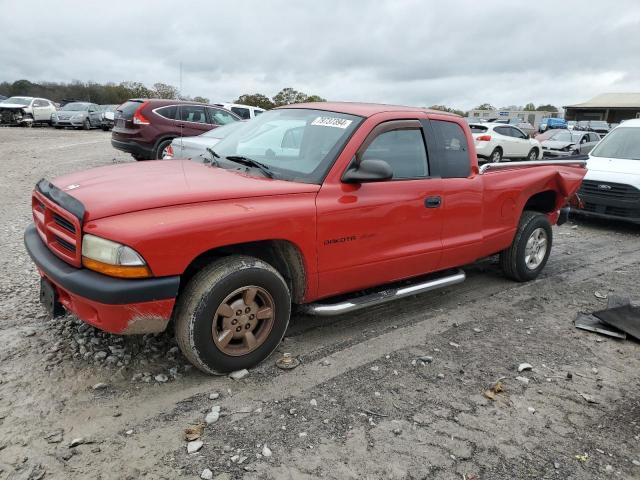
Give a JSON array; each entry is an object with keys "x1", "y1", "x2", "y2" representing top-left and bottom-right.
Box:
[
  {"x1": 542, "y1": 148, "x2": 573, "y2": 158},
  {"x1": 24, "y1": 224, "x2": 180, "y2": 334},
  {"x1": 52, "y1": 118, "x2": 85, "y2": 127}
]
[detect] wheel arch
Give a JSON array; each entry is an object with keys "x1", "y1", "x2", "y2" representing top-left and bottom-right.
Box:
[
  {"x1": 522, "y1": 189, "x2": 558, "y2": 214},
  {"x1": 180, "y1": 239, "x2": 307, "y2": 304}
]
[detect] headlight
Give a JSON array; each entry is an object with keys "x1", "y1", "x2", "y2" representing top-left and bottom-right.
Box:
[{"x1": 81, "y1": 234, "x2": 151, "y2": 278}]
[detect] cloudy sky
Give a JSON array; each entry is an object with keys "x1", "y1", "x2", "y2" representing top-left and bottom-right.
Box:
[{"x1": 1, "y1": 0, "x2": 639, "y2": 110}]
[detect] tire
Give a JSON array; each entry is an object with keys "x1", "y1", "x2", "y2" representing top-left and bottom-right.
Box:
[
  {"x1": 175, "y1": 255, "x2": 291, "y2": 375},
  {"x1": 527, "y1": 148, "x2": 538, "y2": 161},
  {"x1": 82, "y1": 118, "x2": 90, "y2": 130},
  {"x1": 500, "y1": 211, "x2": 552, "y2": 282},
  {"x1": 155, "y1": 139, "x2": 173, "y2": 160},
  {"x1": 490, "y1": 148, "x2": 502, "y2": 163},
  {"x1": 131, "y1": 153, "x2": 146, "y2": 161}
]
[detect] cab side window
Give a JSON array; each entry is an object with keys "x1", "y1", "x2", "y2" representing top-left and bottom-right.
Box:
[
  {"x1": 361, "y1": 128, "x2": 428, "y2": 179},
  {"x1": 430, "y1": 120, "x2": 471, "y2": 178}
]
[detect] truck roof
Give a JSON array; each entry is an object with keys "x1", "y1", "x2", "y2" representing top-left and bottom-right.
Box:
[{"x1": 279, "y1": 101, "x2": 459, "y2": 118}]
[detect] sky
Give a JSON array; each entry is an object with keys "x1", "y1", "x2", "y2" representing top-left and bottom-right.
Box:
[{"x1": 1, "y1": 0, "x2": 639, "y2": 111}]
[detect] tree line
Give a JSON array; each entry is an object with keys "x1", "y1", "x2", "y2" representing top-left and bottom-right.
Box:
[{"x1": 0, "y1": 79, "x2": 326, "y2": 108}]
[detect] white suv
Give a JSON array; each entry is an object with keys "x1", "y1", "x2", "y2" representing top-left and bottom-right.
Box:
[
  {"x1": 469, "y1": 123, "x2": 542, "y2": 162},
  {"x1": 214, "y1": 103, "x2": 265, "y2": 120},
  {"x1": 575, "y1": 119, "x2": 640, "y2": 224}
]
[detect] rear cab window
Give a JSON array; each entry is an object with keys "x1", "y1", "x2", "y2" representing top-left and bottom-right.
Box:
[{"x1": 430, "y1": 120, "x2": 471, "y2": 178}]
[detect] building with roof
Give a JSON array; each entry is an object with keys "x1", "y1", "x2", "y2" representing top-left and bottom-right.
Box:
[
  {"x1": 466, "y1": 109, "x2": 559, "y2": 129},
  {"x1": 563, "y1": 93, "x2": 640, "y2": 123}
]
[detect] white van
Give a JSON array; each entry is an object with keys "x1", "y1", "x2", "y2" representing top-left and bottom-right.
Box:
[
  {"x1": 215, "y1": 103, "x2": 265, "y2": 120},
  {"x1": 575, "y1": 118, "x2": 640, "y2": 224}
]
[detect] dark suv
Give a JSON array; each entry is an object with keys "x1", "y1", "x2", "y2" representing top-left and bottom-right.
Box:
[{"x1": 111, "y1": 99, "x2": 240, "y2": 160}]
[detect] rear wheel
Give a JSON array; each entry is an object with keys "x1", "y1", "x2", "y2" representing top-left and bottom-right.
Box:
[
  {"x1": 500, "y1": 211, "x2": 552, "y2": 282},
  {"x1": 527, "y1": 148, "x2": 538, "y2": 161},
  {"x1": 155, "y1": 139, "x2": 173, "y2": 160},
  {"x1": 175, "y1": 256, "x2": 291, "y2": 375},
  {"x1": 490, "y1": 148, "x2": 502, "y2": 163}
]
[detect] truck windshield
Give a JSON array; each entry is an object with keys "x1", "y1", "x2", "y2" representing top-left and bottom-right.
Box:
[
  {"x1": 590, "y1": 127, "x2": 640, "y2": 160},
  {"x1": 212, "y1": 108, "x2": 362, "y2": 184}
]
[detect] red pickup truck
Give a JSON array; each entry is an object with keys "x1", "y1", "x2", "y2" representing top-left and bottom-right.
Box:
[{"x1": 25, "y1": 103, "x2": 586, "y2": 374}]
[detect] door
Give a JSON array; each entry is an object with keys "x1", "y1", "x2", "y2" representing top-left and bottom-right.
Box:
[
  {"x1": 493, "y1": 126, "x2": 515, "y2": 157},
  {"x1": 316, "y1": 120, "x2": 443, "y2": 298},
  {"x1": 509, "y1": 126, "x2": 530, "y2": 157},
  {"x1": 175, "y1": 104, "x2": 210, "y2": 136},
  {"x1": 32, "y1": 99, "x2": 49, "y2": 121},
  {"x1": 426, "y1": 118, "x2": 484, "y2": 268},
  {"x1": 88, "y1": 104, "x2": 102, "y2": 126}
]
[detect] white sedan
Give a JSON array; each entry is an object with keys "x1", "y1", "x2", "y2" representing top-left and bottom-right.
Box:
[
  {"x1": 469, "y1": 123, "x2": 543, "y2": 162},
  {"x1": 163, "y1": 121, "x2": 245, "y2": 161}
]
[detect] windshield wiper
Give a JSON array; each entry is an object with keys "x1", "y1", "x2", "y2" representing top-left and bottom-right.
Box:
[
  {"x1": 225, "y1": 155, "x2": 274, "y2": 178},
  {"x1": 205, "y1": 148, "x2": 220, "y2": 167}
]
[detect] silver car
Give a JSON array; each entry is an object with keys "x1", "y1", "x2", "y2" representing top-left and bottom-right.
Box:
[
  {"x1": 51, "y1": 102, "x2": 103, "y2": 129},
  {"x1": 163, "y1": 121, "x2": 245, "y2": 161},
  {"x1": 540, "y1": 129, "x2": 601, "y2": 157}
]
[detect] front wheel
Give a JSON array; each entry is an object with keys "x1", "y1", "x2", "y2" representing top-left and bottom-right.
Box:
[
  {"x1": 527, "y1": 148, "x2": 538, "y2": 161},
  {"x1": 175, "y1": 256, "x2": 291, "y2": 375},
  {"x1": 500, "y1": 211, "x2": 552, "y2": 282},
  {"x1": 82, "y1": 118, "x2": 90, "y2": 130}
]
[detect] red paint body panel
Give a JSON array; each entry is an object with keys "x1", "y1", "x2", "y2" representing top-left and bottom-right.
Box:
[
  {"x1": 31, "y1": 103, "x2": 587, "y2": 334},
  {"x1": 41, "y1": 267, "x2": 175, "y2": 334}
]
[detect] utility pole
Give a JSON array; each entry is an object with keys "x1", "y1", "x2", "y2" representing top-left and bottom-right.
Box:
[{"x1": 179, "y1": 62, "x2": 183, "y2": 99}]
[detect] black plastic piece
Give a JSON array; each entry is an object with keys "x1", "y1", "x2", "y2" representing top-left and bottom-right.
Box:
[
  {"x1": 24, "y1": 224, "x2": 180, "y2": 305},
  {"x1": 36, "y1": 178, "x2": 85, "y2": 221},
  {"x1": 425, "y1": 196, "x2": 442, "y2": 208},
  {"x1": 557, "y1": 206, "x2": 570, "y2": 226}
]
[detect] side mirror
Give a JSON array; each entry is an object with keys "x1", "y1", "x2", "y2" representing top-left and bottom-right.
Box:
[{"x1": 342, "y1": 159, "x2": 393, "y2": 183}]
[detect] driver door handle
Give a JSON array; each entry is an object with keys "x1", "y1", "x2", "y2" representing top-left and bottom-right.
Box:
[{"x1": 424, "y1": 196, "x2": 441, "y2": 208}]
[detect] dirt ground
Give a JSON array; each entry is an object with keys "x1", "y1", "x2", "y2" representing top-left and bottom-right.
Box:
[{"x1": 0, "y1": 126, "x2": 639, "y2": 480}]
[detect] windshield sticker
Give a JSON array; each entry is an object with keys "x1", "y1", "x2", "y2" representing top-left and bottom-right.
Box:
[{"x1": 311, "y1": 117, "x2": 353, "y2": 129}]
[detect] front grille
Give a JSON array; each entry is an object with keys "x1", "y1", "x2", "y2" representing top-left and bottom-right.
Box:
[
  {"x1": 54, "y1": 235, "x2": 76, "y2": 252},
  {"x1": 32, "y1": 191, "x2": 82, "y2": 267},
  {"x1": 579, "y1": 180, "x2": 640, "y2": 201},
  {"x1": 53, "y1": 213, "x2": 75, "y2": 233},
  {"x1": 582, "y1": 201, "x2": 639, "y2": 219}
]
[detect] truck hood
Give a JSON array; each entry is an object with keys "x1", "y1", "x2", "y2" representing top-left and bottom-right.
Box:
[
  {"x1": 587, "y1": 155, "x2": 640, "y2": 176},
  {"x1": 0, "y1": 103, "x2": 28, "y2": 110},
  {"x1": 51, "y1": 160, "x2": 320, "y2": 221}
]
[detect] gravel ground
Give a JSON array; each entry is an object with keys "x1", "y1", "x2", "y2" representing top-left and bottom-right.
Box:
[{"x1": 0, "y1": 126, "x2": 639, "y2": 480}]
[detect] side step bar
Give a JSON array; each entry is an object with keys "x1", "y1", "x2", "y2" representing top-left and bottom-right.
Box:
[{"x1": 301, "y1": 269, "x2": 466, "y2": 316}]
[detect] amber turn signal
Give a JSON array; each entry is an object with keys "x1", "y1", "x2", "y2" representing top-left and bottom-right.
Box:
[{"x1": 82, "y1": 257, "x2": 152, "y2": 279}]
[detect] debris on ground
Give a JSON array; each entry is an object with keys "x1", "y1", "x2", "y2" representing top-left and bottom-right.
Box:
[
  {"x1": 201, "y1": 468, "x2": 213, "y2": 479},
  {"x1": 483, "y1": 379, "x2": 504, "y2": 400},
  {"x1": 44, "y1": 429, "x2": 64, "y2": 444},
  {"x1": 229, "y1": 369, "x2": 249, "y2": 380},
  {"x1": 515, "y1": 376, "x2": 530, "y2": 385},
  {"x1": 184, "y1": 423, "x2": 204, "y2": 442},
  {"x1": 187, "y1": 440, "x2": 204, "y2": 454},
  {"x1": 593, "y1": 304, "x2": 640, "y2": 340},
  {"x1": 575, "y1": 313, "x2": 626, "y2": 339},
  {"x1": 594, "y1": 291, "x2": 608, "y2": 300},
  {"x1": 579, "y1": 393, "x2": 599, "y2": 404},
  {"x1": 205, "y1": 406, "x2": 221, "y2": 424},
  {"x1": 262, "y1": 444, "x2": 273, "y2": 458},
  {"x1": 518, "y1": 363, "x2": 533, "y2": 372},
  {"x1": 275, "y1": 353, "x2": 300, "y2": 370}
]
